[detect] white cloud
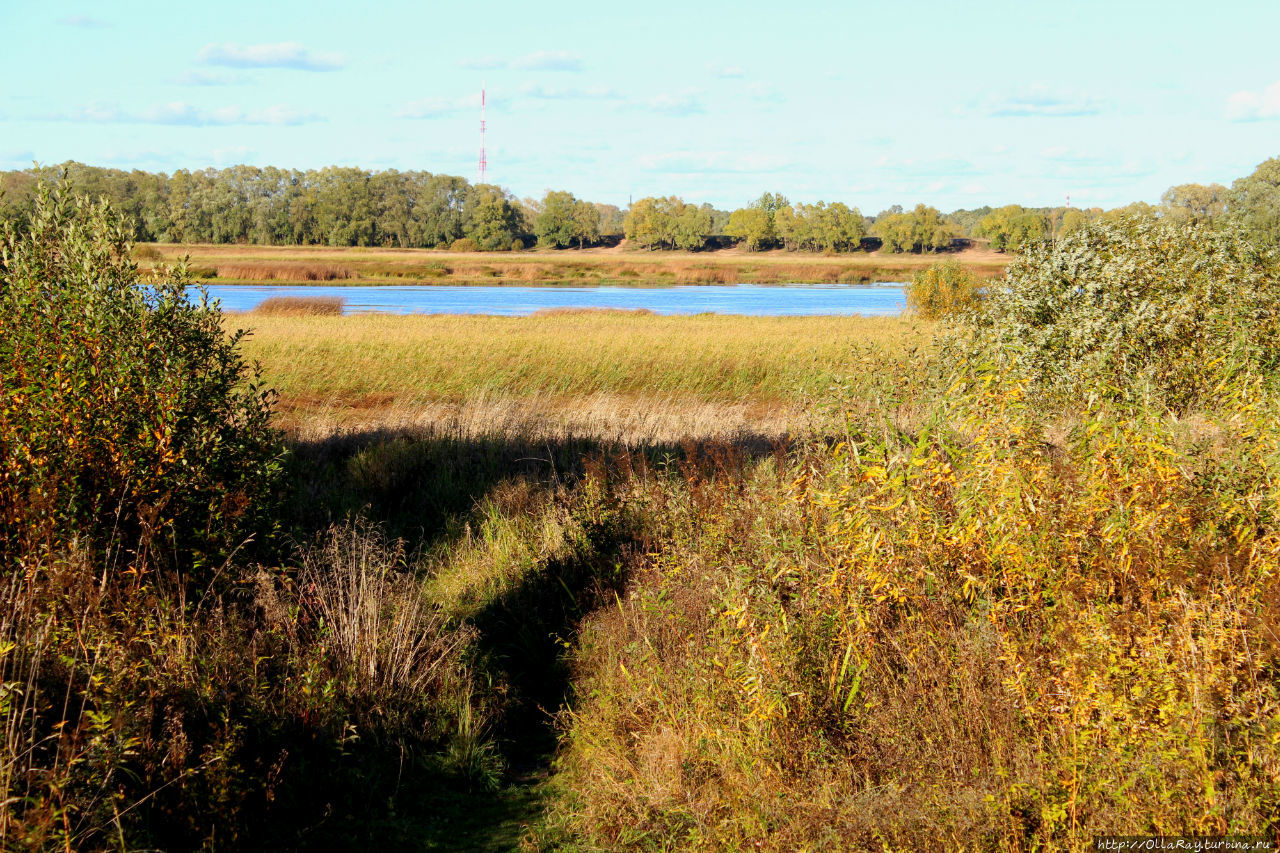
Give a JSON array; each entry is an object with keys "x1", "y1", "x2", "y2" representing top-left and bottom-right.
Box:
[
  {"x1": 460, "y1": 50, "x2": 583, "y2": 72},
  {"x1": 72, "y1": 102, "x2": 125, "y2": 122},
  {"x1": 81, "y1": 148, "x2": 185, "y2": 168},
  {"x1": 978, "y1": 85, "x2": 1109, "y2": 117},
  {"x1": 707, "y1": 63, "x2": 745, "y2": 79},
  {"x1": 518, "y1": 83, "x2": 621, "y2": 101},
  {"x1": 1039, "y1": 147, "x2": 1110, "y2": 166},
  {"x1": 873, "y1": 155, "x2": 980, "y2": 178},
  {"x1": 1041, "y1": 159, "x2": 1157, "y2": 184},
  {"x1": 243, "y1": 105, "x2": 321, "y2": 125},
  {"x1": 459, "y1": 56, "x2": 506, "y2": 71},
  {"x1": 396, "y1": 95, "x2": 477, "y2": 119},
  {"x1": 197, "y1": 42, "x2": 347, "y2": 71},
  {"x1": 745, "y1": 82, "x2": 784, "y2": 104},
  {"x1": 213, "y1": 145, "x2": 255, "y2": 164},
  {"x1": 174, "y1": 69, "x2": 247, "y2": 86},
  {"x1": 49, "y1": 101, "x2": 323, "y2": 126},
  {"x1": 59, "y1": 14, "x2": 110, "y2": 28},
  {"x1": 640, "y1": 90, "x2": 706, "y2": 117},
  {"x1": 638, "y1": 151, "x2": 791, "y2": 174},
  {"x1": 513, "y1": 50, "x2": 582, "y2": 71},
  {"x1": 1226, "y1": 81, "x2": 1280, "y2": 121}
]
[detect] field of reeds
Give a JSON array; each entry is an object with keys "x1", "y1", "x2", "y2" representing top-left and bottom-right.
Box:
[
  {"x1": 6, "y1": 184, "x2": 1279, "y2": 851},
  {"x1": 138, "y1": 241, "x2": 1009, "y2": 286},
  {"x1": 237, "y1": 311, "x2": 920, "y2": 434}
]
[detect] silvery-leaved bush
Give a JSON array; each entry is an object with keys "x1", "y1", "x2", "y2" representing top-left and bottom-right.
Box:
[{"x1": 955, "y1": 216, "x2": 1280, "y2": 409}]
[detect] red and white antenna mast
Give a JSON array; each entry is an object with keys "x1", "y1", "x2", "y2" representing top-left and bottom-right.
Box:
[{"x1": 478, "y1": 83, "x2": 487, "y2": 185}]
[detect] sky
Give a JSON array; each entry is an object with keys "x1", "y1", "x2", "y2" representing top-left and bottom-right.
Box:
[{"x1": 2, "y1": 0, "x2": 1278, "y2": 212}]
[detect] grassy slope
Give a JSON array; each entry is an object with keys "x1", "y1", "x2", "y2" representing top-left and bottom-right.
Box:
[{"x1": 148, "y1": 242, "x2": 1009, "y2": 286}]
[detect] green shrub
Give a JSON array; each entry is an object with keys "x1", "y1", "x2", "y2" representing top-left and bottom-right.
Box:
[
  {"x1": 511, "y1": 238, "x2": 525, "y2": 252},
  {"x1": 450, "y1": 237, "x2": 479, "y2": 253},
  {"x1": 957, "y1": 216, "x2": 1280, "y2": 407},
  {"x1": 905, "y1": 259, "x2": 985, "y2": 319},
  {"x1": 0, "y1": 178, "x2": 280, "y2": 581}
]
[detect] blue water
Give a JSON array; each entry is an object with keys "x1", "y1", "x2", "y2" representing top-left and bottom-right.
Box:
[{"x1": 200, "y1": 284, "x2": 905, "y2": 317}]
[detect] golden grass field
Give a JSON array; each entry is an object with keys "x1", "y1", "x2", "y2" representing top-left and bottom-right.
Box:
[
  {"x1": 148, "y1": 241, "x2": 1009, "y2": 286},
  {"x1": 237, "y1": 311, "x2": 928, "y2": 439}
]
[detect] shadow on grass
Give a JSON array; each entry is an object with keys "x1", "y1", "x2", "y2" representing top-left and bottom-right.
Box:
[
  {"x1": 281, "y1": 426, "x2": 787, "y2": 550},
  {"x1": 266, "y1": 427, "x2": 789, "y2": 851}
]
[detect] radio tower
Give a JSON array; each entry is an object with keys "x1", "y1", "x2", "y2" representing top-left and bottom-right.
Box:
[{"x1": 478, "y1": 83, "x2": 487, "y2": 185}]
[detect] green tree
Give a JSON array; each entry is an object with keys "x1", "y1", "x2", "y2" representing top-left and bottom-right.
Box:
[
  {"x1": 1059, "y1": 208, "x2": 1090, "y2": 237},
  {"x1": 623, "y1": 197, "x2": 667, "y2": 248},
  {"x1": 874, "y1": 204, "x2": 953, "y2": 253},
  {"x1": 726, "y1": 206, "x2": 774, "y2": 251},
  {"x1": 725, "y1": 192, "x2": 790, "y2": 250},
  {"x1": 675, "y1": 202, "x2": 713, "y2": 250},
  {"x1": 534, "y1": 190, "x2": 580, "y2": 248},
  {"x1": 946, "y1": 206, "x2": 994, "y2": 238},
  {"x1": 774, "y1": 201, "x2": 866, "y2": 252},
  {"x1": 624, "y1": 196, "x2": 710, "y2": 250},
  {"x1": 1226, "y1": 157, "x2": 1280, "y2": 248},
  {"x1": 1161, "y1": 182, "x2": 1227, "y2": 223},
  {"x1": 572, "y1": 200, "x2": 601, "y2": 248},
  {"x1": 977, "y1": 205, "x2": 1049, "y2": 253},
  {"x1": 1097, "y1": 201, "x2": 1159, "y2": 224},
  {"x1": 466, "y1": 184, "x2": 523, "y2": 250},
  {"x1": 593, "y1": 203, "x2": 625, "y2": 236}
]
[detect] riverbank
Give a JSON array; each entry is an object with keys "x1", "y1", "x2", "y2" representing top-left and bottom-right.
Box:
[{"x1": 144, "y1": 241, "x2": 1009, "y2": 286}]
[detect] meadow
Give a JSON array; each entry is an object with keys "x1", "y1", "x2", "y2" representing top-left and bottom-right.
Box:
[
  {"x1": 143, "y1": 241, "x2": 1009, "y2": 286},
  {"x1": 4, "y1": 188, "x2": 1278, "y2": 851},
  {"x1": 237, "y1": 310, "x2": 920, "y2": 437}
]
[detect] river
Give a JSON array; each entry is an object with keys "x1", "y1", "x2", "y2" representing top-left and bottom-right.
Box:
[{"x1": 200, "y1": 283, "x2": 905, "y2": 317}]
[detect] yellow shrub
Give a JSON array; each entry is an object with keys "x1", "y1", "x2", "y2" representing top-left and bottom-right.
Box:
[{"x1": 905, "y1": 259, "x2": 986, "y2": 319}]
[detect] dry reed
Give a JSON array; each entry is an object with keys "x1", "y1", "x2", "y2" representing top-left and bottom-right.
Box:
[
  {"x1": 217, "y1": 262, "x2": 352, "y2": 282},
  {"x1": 253, "y1": 296, "x2": 345, "y2": 316},
  {"x1": 530, "y1": 307, "x2": 656, "y2": 317},
  {"x1": 296, "y1": 522, "x2": 473, "y2": 700},
  {"x1": 173, "y1": 241, "x2": 1009, "y2": 285}
]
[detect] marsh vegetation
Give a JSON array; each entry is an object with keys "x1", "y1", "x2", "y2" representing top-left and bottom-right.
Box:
[{"x1": 3, "y1": 177, "x2": 1280, "y2": 850}]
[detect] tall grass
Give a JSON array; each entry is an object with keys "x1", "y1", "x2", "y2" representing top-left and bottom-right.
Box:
[
  {"x1": 253, "y1": 295, "x2": 345, "y2": 315},
  {"x1": 530, "y1": 373, "x2": 1280, "y2": 850},
  {"x1": 296, "y1": 522, "x2": 472, "y2": 700},
  {"x1": 216, "y1": 262, "x2": 352, "y2": 282},
  {"x1": 240, "y1": 312, "x2": 926, "y2": 415}
]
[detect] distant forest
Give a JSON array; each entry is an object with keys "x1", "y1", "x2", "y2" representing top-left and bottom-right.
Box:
[{"x1": 1, "y1": 159, "x2": 1275, "y2": 253}]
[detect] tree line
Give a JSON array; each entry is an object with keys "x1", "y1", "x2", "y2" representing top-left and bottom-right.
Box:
[
  {"x1": 2, "y1": 157, "x2": 1277, "y2": 253},
  {"x1": 0, "y1": 163, "x2": 554, "y2": 251}
]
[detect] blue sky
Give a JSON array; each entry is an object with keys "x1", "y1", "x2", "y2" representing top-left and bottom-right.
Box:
[{"x1": 3, "y1": 0, "x2": 1277, "y2": 212}]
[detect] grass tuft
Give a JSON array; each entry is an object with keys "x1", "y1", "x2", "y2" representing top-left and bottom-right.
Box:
[{"x1": 253, "y1": 295, "x2": 345, "y2": 315}]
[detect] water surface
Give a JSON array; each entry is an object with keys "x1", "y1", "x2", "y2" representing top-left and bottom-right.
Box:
[{"x1": 202, "y1": 283, "x2": 905, "y2": 317}]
